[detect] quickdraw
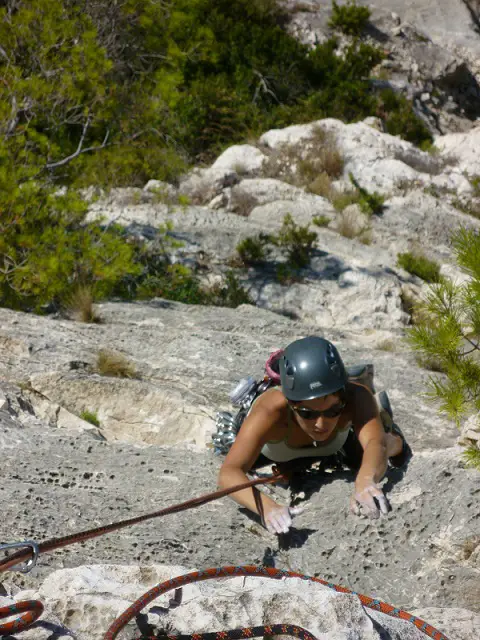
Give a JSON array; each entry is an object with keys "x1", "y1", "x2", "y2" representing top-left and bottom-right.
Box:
[{"x1": 104, "y1": 565, "x2": 450, "y2": 640}]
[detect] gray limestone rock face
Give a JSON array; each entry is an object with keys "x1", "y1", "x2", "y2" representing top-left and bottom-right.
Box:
[{"x1": 0, "y1": 301, "x2": 478, "y2": 627}]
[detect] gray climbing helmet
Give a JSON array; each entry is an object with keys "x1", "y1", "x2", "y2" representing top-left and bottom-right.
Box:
[{"x1": 279, "y1": 336, "x2": 348, "y2": 402}]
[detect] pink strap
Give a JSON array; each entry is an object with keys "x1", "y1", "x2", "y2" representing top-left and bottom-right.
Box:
[{"x1": 265, "y1": 349, "x2": 284, "y2": 384}]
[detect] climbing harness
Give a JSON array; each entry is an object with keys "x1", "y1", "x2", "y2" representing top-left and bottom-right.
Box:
[{"x1": 104, "y1": 565, "x2": 451, "y2": 640}]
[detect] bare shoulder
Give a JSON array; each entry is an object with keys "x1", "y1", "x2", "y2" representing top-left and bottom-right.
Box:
[
  {"x1": 253, "y1": 387, "x2": 288, "y2": 414},
  {"x1": 221, "y1": 387, "x2": 287, "y2": 471},
  {"x1": 347, "y1": 382, "x2": 379, "y2": 427}
]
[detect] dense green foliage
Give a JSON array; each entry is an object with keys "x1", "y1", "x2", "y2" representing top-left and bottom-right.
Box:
[
  {"x1": 1, "y1": 0, "x2": 431, "y2": 190},
  {"x1": 397, "y1": 251, "x2": 441, "y2": 283},
  {"x1": 376, "y1": 90, "x2": 433, "y2": 145},
  {"x1": 0, "y1": 187, "x2": 140, "y2": 311},
  {"x1": 274, "y1": 214, "x2": 317, "y2": 269},
  {"x1": 407, "y1": 228, "x2": 480, "y2": 466},
  {"x1": 236, "y1": 235, "x2": 272, "y2": 266},
  {"x1": 328, "y1": 0, "x2": 371, "y2": 36},
  {"x1": 0, "y1": 0, "x2": 432, "y2": 313}
]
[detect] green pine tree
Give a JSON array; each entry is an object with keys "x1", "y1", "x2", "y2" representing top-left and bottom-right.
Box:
[{"x1": 407, "y1": 227, "x2": 480, "y2": 470}]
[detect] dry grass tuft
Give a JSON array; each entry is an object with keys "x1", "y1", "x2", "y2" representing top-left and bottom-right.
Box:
[
  {"x1": 65, "y1": 286, "x2": 102, "y2": 323},
  {"x1": 461, "y1": 535, "x2": 480, "y2": 560},
  {"x1": 96, "y1": 349, "x2": 139, "y2": 379},
  {"x1": 335, "y1": 208, "x2": 371, "y2": 242},
  {"x1": 307, "y1": 172, "x2": 333, "y2": 198},
  {"x1": 260, "y1": 127, "x2": 344, "y2": 189},
  {"x1": 229, "y1": 188, "x2": 259, "y2": 216},
  {"x1": 377, "y1": 339, "x2": 397, "y2": 352}
]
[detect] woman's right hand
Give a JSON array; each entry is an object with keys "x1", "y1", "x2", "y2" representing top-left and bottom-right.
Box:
[{"x1": 263, "y1": 504, "x2": 304, "y2": 534}]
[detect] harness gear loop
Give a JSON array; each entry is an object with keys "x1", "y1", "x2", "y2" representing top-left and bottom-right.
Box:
[{"x1": 0, "y1": 541, "x2": 39, "y2": 574}]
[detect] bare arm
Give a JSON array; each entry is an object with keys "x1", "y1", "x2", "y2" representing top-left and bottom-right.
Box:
[
  {"x1": 217, "y1": 391, "x2": 284, "y2": 520},
  {"x1": 353, "y1": 385, "x2": 388, "y2": 482},
  {"x1": 350, "y1": 386, "x2": 389, "y2": 517}
]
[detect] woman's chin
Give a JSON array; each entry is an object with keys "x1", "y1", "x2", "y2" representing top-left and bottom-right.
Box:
[{"x1": 311, "y1": 428, "x2": 333, "y2": 440}]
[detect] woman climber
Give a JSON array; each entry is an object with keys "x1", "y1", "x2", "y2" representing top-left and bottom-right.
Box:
[{"x1": 217, "y1": 336, "x2": 411, "y2": 534}]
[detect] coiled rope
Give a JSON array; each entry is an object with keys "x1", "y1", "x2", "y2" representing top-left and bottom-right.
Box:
[{"x1": 105, "y1": 565, "x2": 450, "y2": 640}]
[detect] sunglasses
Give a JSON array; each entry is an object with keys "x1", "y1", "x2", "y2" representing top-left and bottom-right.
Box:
[{"x1": 291, "y1": 402, "x2": 345, "y2": 420}]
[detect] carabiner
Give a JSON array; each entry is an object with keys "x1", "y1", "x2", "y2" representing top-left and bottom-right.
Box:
[{"x1": 0, "y1": 540, "x2": 39, "y2": 573}]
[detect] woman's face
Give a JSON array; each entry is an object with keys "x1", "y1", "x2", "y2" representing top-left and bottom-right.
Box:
[{"x1": 290, "y1": 393, "x2": 345, "y2": 441}]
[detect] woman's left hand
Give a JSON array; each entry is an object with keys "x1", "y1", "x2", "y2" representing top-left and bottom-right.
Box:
[{"x1": 350, "y1": 479, "x2": 390, "y2": 519}]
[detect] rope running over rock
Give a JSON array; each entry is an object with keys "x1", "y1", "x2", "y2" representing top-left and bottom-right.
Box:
[{"x1": 105, "y1": 565, "x2": 450, "y2": 640}]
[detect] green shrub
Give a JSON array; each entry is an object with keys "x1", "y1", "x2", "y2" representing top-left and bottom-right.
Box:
[
  {"x1": 328, "y1": 1, "x2": 371, "y2": 36},
  {"x1": 136, "y1": 264, "x2": 210, "y2": 305},
  {"x1": 80, "y1": 410, "x2": 101, "y2": 427},
  {"x1": 463, "y1": 445, "x2": 480, "y2": 471},
  {"x1": 0, "y1": 184, "x2": 140, "y2": 312},
  {"x1": 397, "y1": 251, "x2": 441, "y2": 283},
  {"x1": 275, "y1": 263, "x2": 302, "y2": 285},
  {"x1": 470, "y1": 175, "x2": 480, "y2": 197},
  {"x1": 377, "y1": 89, "x2": 433, "y2": 147},
  {"x1": 207, "y1": 270, "x2": 253, "y2": 307},
  {"x1": 313, "y1": 215, "x2": 331, "y2": 227},
  {"x1": 349, "y1": 173, "x2": 385, "y2": 215},
  {"x1": 236, "y1": 235, "x2": 271, "y2": 265},
  {"x1": 330, "y1": 189, "x2": 360, "y2": 211},
  {"x1": 274, "y1": 214, "x2": 317, "y2": 269},
  {"x1": 407, "y1": 228, "x2": 480, "y2": 439}
]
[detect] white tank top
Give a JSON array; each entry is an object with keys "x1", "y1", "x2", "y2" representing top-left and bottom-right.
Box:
[{"x1": 261, "y1": 407, "x2": 351, "y2": 463}]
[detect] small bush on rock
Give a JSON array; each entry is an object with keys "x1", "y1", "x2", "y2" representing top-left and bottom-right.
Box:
[
  {"x1": 470, "y1": 176, "x2": 480, "y2": 198},
  {"x1": 349, "y1": 173, "x2": 385, "y2": 215},
  {"x1": 236, "y1": 235, "x2": 272, "y2": 265},
  {"x1": 312, "y1": 215, "x2": 331, "y2": 227},
  {"x1": 308, "y1": 172, "x2": 333, "y2": 198},
  {"x1": 96, "y1": 350, "x2": 139, "y2": 379},
  {"x1": 335, "y1": 208, "x2": 372, "y2": 242},
  {"x1": 80, "y1": 410, "x2": 101, "y2": 427},
  {"x1": 397, "y1": 251, "x2": 441, "y2": 283},
  {"x1": 328, "y1": 0, "x2": 371, "y2": 36},
  {"x1": 65, "y1": 286, "x2": 102, "y2": 324},
  {"x1": 207, "y1": 271, "x2": 253, "y2": 307},
  {"x1": 137, "y1": 264, "x2": 209, "y2": 305},
  {"x1": 274, "y1": 214, "x2": 317, "y2": 269},
  {"x1": 463, "y1": 446, "x2": 480, "y2": 471}
]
